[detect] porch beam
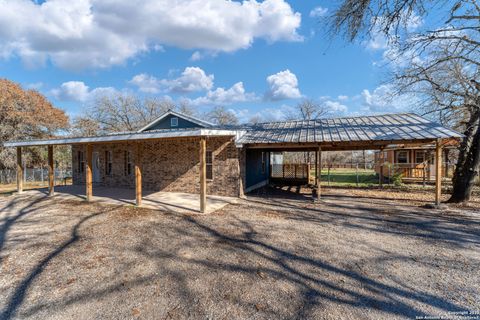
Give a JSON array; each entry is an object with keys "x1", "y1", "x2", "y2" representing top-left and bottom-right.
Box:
[
  {"x1": 86, "y1": 144, "x2": 93, "y2": 202},
  {"x1": 16, "y1": 147, "x2": 23, "y2": 194},
  {"x1": 435, "y1": 139, "x2": 443, "y2": 206},
  {"x1": 199, "y1": 137, "x2": 207, "y2": 213},
  {"x1": 135, "y1": 143, "x2": 143, "y2": 207},
  {"x1": 48, "y1": 145, "x2": 54, "y2": 196}
]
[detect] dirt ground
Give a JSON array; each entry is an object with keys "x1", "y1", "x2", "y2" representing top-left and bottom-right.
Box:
[{"x1": 0, "y1": 187, "x2": 479, "y2": 320}]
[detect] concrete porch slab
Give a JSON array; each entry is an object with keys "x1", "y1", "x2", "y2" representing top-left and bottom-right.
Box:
[{"x1": 27, "y1": 185, "x2": 238, "y2": 214}]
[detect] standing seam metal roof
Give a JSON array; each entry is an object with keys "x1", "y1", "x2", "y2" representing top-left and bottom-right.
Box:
[{"x1": 236, "y1": 113, "x2": 462, "y2": 144}]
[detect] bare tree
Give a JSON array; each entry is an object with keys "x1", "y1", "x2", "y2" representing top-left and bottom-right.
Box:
[
  {"x1": 80, "y1": 93, "x2": 176, "y2": 133},
  {"x1": 206, "y1": 106, "x2": 239, "y2": 126},
  {"x1": 286, "y1": 99, "x2": 331, "y2": 120},
  {"x1": 331, "y1": 0, "x2": 480, "y2": 203}
]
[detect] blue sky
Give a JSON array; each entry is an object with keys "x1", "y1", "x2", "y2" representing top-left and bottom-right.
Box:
[{"x1": 0, "y1": 0, "x2": 422, "y2": 122}]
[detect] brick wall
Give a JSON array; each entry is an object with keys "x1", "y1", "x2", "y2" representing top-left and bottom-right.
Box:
[{"x1": 72, "y1": 136, "x2": 242, "y2": 197}]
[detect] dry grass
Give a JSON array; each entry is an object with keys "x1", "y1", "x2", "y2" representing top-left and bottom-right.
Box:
[{"x1": 0, "y1": 188, "x2": 479, "y2": 319}]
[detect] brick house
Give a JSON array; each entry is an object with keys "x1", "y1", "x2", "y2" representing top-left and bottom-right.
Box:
[{"x1": 5, "y1": 112, "x2": 462, "y2": 211}]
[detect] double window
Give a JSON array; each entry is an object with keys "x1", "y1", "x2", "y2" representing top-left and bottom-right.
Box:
[
  {"x1": 105, "y1": 151, "x2": 113, "y2": 175},
  {"x1": 124, "y1": 151, "x2": 133, "y2": 176},
  {"x1": 206, "y1": 151, "x2": 213, "y2": 180}
]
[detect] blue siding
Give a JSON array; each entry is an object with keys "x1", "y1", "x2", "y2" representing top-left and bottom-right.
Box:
[
  {"x1": 245, "y1": 150, "x2": 270, "y2": 188},
  {"x1": 145, "y1": 114, "x2": 204, "y2": 130}
]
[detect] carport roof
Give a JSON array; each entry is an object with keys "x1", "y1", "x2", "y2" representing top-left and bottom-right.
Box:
[{"x1": 237, "y1": 113, "x2": 462, "y2": 145}]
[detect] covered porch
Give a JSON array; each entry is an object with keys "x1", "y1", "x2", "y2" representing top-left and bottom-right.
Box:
[{"x1": 26, "y1": 185, "x2": 237, "y2": 214}]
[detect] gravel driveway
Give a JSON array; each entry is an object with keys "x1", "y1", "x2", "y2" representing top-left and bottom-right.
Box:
[{"x1": 0, "y1": 188, "x2": 479, "y2": 319}]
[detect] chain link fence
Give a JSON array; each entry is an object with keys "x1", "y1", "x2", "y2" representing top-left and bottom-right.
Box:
[{"x1": 0, "y1": 168, "x2": 72, "y2": 185}]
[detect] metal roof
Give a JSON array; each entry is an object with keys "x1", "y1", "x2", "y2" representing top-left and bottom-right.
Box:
[
  {"x1": 236, "y1": 113, "x2": 462, "y2": 145},
  {"x1": 3, "y1": 128, "x2": 239, "y2": 147},
  {"x1": 3, "y1": 113, "x2": 461, "y2": 148}
]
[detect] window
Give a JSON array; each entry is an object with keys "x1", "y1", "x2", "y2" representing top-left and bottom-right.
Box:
[
  {"x1": 261, "y1": 152, "x2": 266, "y2": 174},
  {"x1": 415, "y1": 151, "x2": 426, "y2": 164},
  {"x1": 396, "y1": 151, "x2": 409, "y2": 164},
  {"x1": 206, "y1": 151, "x2": 213, "y2": 180},
  {"x1": 77, "y1": 151, "x2": 85, "y2": 173},
  {"x1": 171, "y1": 117, "x2": 178, "y2": 127},
  {"x1": 124, "y1": 151, "x2": 132, "y2": 176},
  {"x1": 105, "y1": 151, "x2": 112, "y2": 175}
]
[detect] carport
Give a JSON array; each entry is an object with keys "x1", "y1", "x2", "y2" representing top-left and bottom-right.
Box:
[{"x1": 238, "y1": 113, "x2": 462, "y2": 206}]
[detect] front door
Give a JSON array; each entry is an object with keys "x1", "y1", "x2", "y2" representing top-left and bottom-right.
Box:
[{"x1": 92, "y1": 152, "x2": 101, "y2": 183}]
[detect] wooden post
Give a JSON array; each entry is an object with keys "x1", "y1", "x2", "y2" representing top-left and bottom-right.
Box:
[
  {"x1": 379, "y1": 148, "x2": 384, "y2": 188},
  {"x1": 16, "y1": 147, "x2": 23, "y2": 194},
  {"x1": 435, "y1": 139, "x2": 443, "y2": 206},
  {"x1": 135, "y1": 143, "x2": 143, "y2": 207},
  {"x1": 319, "y1": 147, "x2": 322, "y2": 196},
  {"x1": 48, "y1": 145, "x2": 54, "y2": 196},
  {"x1": 199, "y1": 137, "x2": 207, "y2": 213},
  {"x1": 86, "y1": 144, "x2": 93, "y2": 202},
  {"x1": 314, "y1": 150, "x2": 318, "y2": 187}
]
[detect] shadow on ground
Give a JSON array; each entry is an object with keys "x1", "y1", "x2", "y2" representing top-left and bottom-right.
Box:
[{"x1": 0, "y1": 187, "x2": 478, "y2": 319}]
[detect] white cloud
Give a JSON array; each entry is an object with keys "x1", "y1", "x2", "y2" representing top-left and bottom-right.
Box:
[
  {"x1": 129, "y1": 67, "x2": 214, "y2": 94},
  {"x1": 309, "y1": 6, "x2": 328, "y2": 18},
  {"x1": 51, "y1": 81, "x2": 90, "y2": 102},
  {"x1": 190, "y1": 51, "x2": 203, "y2": 61},
  {"x1": 188, "y1": 82, "x2": 257, "y2": 106},
  {"x1": 337, "y1": 95, "x2": 348, "y2": 101},
  {"x1": 129, "y1": 74, "x2": 162, "y2": 94},
  {"x1": 166, "y1": 67, "x2": 214, "y2": 93},
  {"x1": 324, "y1": 100, "x2": 348, "y2": 114},
  {"x1": 265, "y1": 69, "x2": 302, "y2": 100},
  {"x1": 51, "y1": 81, "x2": 116, "y2": 102},
  {"x1": 361, "y1": 84, "x2": 415, "y2": 112},
  {"x1": 0, "y1": 0, "x2": 302, "y2": 70}
]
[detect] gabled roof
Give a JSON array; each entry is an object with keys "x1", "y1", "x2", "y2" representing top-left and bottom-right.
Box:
[
  {"x1": 237, "y1": 113, "x2": 462, "y2": 145},
  {"x1": 137, "y1": 109, "x2": 215, "y2": 132}
]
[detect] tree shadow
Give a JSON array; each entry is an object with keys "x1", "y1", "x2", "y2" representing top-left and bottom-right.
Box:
[
  {"x1": 0, "y1": 198, "x2": 111, "y2": 320},
  {"x1": 131, "y1": 214, "x2": 467, "y2": 318}
]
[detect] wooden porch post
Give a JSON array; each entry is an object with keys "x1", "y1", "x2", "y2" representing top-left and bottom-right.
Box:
[
  {"x1": 435, "y1": 139, "x2": 443, "y2": 206},
  {"x1": 317, "y1": 146, "x2": 322, "y2": 198},
  {"x1": 135, "y1": 143, "x2": 143, "y2": 207},
  {"x1": 86, "y1": 144, "x2": 93, "y2": 202},
  {"x1": 48, "y1": 145, "x2": 54, "y2": 196},
  {"x1": 199, "y1": 137, "x2": 207, "y2": 213},
  {"x1": 16, "y1": 147, "x2": 23, "y2": 194},
  {"x1": 379, "y1": 148, "x2": 384, "y2": 188}
]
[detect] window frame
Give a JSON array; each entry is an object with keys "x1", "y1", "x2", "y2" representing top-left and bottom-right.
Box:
[
  {"x1": 415, "y1": 150, "x2": 426, "y2": 164},
  {"x1": 105, "y1": 150, "x2": 113, "y2": 176},
  {"x1": 396, "y1": 150, "x2": 409, "y2": 164},
  {"x1": 261, "y1": 151, "x2": 266, "y2": 174},
  {"x1": 171, "y1": 117, "x2": 179, "y2": 127},
  {"x1": 206, "y1": 150, "x2": 213, "y2": 180},
  {"x1": 77, "y1": 150, "x2": 85, "y2": 173},
  {"x1": 124, "y1": 150, "x2": 133, "y2": 176}
]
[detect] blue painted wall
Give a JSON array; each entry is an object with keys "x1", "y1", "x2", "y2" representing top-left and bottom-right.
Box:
[
  {"x1": 246, "y1": 149, "x2": 270, "y2": 188},
  {"x1": 145, "y1": 114, "x2": 205, "y2": 130}
]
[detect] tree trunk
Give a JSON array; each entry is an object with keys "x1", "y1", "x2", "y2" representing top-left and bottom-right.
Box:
[{"x1": 448, "y1": 108, "x2": 480, "y2": 203}]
